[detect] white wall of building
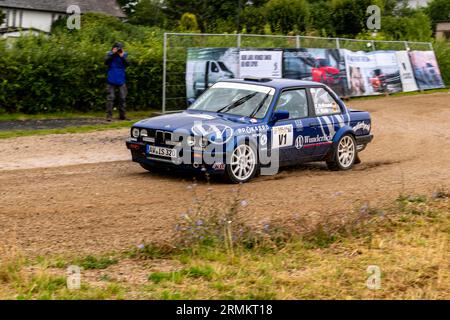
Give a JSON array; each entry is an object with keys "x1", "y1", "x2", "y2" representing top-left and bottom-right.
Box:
[{"x1": 1, "y1": 8, "x2": 65, "y2": 33}]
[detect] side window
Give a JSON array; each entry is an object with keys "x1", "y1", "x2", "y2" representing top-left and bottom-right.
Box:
[
  {"x1": 210, "y1": 62, "x2": 219, "y2": 73},
  {"x1": 275, "y1": 89, "x2": 308, "y2": 120},
  {"x1": 310, "y1": 87, "x2": 341, "y2": 116}
]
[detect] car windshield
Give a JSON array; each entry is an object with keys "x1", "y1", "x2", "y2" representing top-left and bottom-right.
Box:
[{"x1": 189, "y1": 82, "x2": 275, "y2": 119}]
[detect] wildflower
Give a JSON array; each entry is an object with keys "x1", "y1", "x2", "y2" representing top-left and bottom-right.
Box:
[
  {"x1": 240, "y1": 200, "x2": 248, "y2": 207},
  {"x1": 360, "y1": 203, "x2": 369, "y2": 215},
  {"x1": 196, "y1": 219, "x2": 204, "y2": 226},
  {"x1": 137, "y1": 244, "x2": 145, "y2": 250}
]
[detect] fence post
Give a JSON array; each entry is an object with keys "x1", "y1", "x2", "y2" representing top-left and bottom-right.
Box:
[
  {"x1": 404, "y1": 41, "x2": 409, "y2": 51},
  {"x1": 336, "y1": 38, "x2": 340, "y2": 50},
  {"x1": 371, "y1": 40, "x2": 376, "y2": 51},
  {"x1": 428, "y1": 42, "x2": 433, "y2": 51},
  {"x1": 162, "y1": 32, "x2": 167, "y2": 114},
  {"x1": 296, "y1": 35, "x2": 300, "y2": 48}
]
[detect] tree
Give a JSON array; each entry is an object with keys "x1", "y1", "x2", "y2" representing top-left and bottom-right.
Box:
[
  {"x1": 381, "y1": 11, "x2": 432, "y2": 41},
  {"x1": 330, "y1": 0, "x2": 372, "y2": 37},
  {"x1": 128, "y1": 0, "x2": 167, "y2": 28},
  {"x1": 178, "y1": 13, "x2": 200, "y2": 32},
  {"x1": 265, "y1": 0, "x2": 310, "y2": 34},
  {"x1": 164, "y1": 0, "x2": 252, "y2": 32},
  {"x1": 117, "y1": 0, "x2": 139, "y2": 15},
  {"x1": 308, "y1": 0, "x2": 334, "y2": 36},
  {"x1": 425, "y1": 0, "x2": 450, "y2": 30},
  {"x1": 240, "y1": 4, "x2": 266, "y2": 34}
]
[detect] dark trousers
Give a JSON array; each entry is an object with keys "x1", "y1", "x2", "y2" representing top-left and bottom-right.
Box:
[{"x1": 106, "y1": 84, "x2": 127, "y2": 118}]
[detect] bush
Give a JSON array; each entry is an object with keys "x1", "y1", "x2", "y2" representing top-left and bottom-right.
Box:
[
  {"x1": 434, "y1": 39, "x2": 450, "y2": 86},
  {"x1": 0, "y1": 13, "x2": 163, "y2": 114}
]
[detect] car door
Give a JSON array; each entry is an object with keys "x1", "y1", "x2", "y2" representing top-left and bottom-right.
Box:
[
  {"x1": 308, "y1": 87, "x2": 345, "y2": 158},
  {"x1": 271, "y1": 88, "x2": 322, "y2": 164}
]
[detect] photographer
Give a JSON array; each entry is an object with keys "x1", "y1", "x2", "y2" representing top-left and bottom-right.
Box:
[{"x1": 105, "y1": 42, "x2": 130, "y2": 121}]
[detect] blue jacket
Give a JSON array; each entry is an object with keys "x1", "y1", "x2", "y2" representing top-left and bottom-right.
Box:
[{"x1": 105, "y1": 51, "x2": 129, "y2": 86}]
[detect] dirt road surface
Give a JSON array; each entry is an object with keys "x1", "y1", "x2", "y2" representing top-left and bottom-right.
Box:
[{"x1": 1, "y1": 92, "x2": 449, "y2": 258}]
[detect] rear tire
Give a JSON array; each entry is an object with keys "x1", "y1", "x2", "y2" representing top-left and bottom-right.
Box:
[{"x1": 326, "y1": 134, "x2": 357, "y2": 171}]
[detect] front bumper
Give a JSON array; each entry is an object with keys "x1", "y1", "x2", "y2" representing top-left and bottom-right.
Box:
[{"x1": 125, "y1": 139, "x2": 226, "y2": 174}]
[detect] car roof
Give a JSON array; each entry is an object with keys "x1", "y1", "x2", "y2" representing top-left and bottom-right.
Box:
[{"x1": 220, "y1": 78, "x2": 326, "y2": 90}]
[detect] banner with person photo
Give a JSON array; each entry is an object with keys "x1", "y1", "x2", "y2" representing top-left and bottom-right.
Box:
[
  {"x1": 283, "y1": 48, "x2": 348, "y2": 96},
  {"x1": 186, "y1": 48, "x2": 239, "y2": 102},
  {"x1": 343, "y1": 50, "x2": 403, "y2": 97},
  {"x1": 408, "y1": 51, "x2": 445, "y2": 90}
]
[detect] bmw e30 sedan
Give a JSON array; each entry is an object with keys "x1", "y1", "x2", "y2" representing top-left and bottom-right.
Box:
[{"x1": 126, "y1": 78, "x2": 373, "y2": 183}]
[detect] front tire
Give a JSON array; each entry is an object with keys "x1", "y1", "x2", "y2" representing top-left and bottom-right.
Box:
[
  {"x1": 326, "y1": 134, "x2": 357, "y2": 171},
  {"x1": 225, "y1": 143, "x2": 258, "y2": 183}
]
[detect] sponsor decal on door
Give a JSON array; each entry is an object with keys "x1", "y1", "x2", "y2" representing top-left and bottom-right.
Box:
[{"x1": 272, "y1": 125, "x2": 293, "y2": 148}]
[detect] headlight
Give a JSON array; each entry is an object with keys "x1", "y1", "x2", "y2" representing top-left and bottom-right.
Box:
[
  {"x1": 132, "y1": 128, "x2": 140, "y2": 138},
  {"x1": 186, "y1": 136, "x2": 195, "y2": 146},
  {"x1": 140, "y1": 129, "x2": 148, "y2": 137}
]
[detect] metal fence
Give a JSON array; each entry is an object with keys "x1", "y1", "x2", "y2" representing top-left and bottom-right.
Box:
[{"x1": 162, "y1": 32, "x2": 433, "y2": 113}]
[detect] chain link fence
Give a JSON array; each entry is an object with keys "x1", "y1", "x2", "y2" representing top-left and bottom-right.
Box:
[{"x1": 163, "y1": 32, "x2": 433, "y2": 113}]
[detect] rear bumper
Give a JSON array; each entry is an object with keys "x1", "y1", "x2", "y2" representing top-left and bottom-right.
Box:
[
  {"x1": 355, "y1": 134, "x2": 374, "y2": 145},
  {"x1": 355, "y1": 134, "x2": 373, "y2": 152}
]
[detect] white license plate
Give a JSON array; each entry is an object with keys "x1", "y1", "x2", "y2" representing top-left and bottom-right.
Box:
[{"x1": 146, "y1": 145, "x2": 177, "y2": 158}]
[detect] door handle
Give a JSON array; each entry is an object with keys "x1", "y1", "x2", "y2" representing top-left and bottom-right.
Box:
[{"x1": 310, "y1": 122, "x2": 320, "y2": 127}]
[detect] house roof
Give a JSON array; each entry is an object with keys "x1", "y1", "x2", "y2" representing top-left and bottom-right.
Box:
[{"x1": 0, "y1": 0, "x2": 126, "y2": 18}]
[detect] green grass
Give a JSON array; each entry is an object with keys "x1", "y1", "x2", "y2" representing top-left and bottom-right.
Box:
[
  {"x1": 347, "y1": 87, "x2": 449, "y2": 101},
  {"x1": 0, "y1": 120, "x2": 135, "y2": 139},
  {"x1": 1, "y1": 191, "x2": 449, "y2": 300},
  {"x1": 0, "y1": 110, "x2": 159, "y2": 139},
  {"x1": 76, "y1": 255, "x2": 119, "y2": 270},
  {"x1": 0, "y1": 110, "x2": 158, "y2": 122}
]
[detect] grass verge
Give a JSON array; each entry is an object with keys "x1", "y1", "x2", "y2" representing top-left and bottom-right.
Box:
[
  {"x1": 0, "y1": 120, "x2": 135, "y2": 139},
  {"x1": 0, "y1": 189, "x2": 448, "y2": 300},
  {"x1": 0, "y1": 110, "x2": 158, "y2": 122}
]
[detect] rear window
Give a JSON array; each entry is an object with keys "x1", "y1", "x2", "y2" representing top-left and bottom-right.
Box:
[{"x1": 310, "y1": 87, "x2": 341, "y2": 116}]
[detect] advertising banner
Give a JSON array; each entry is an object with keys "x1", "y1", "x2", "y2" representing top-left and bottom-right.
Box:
[
  {"x1": 239, "y1": 50, "x2": 283, "y2": 78},
  {"x1": 409, "y1": 51, "x2": 445, "y2": 90},
  {"x1": 283, "y1": 48, "x2": 348, "y2": 96},
  {"x1": 186, "y1": 48, "x2": 239, "y2": 101},
  {"x1": 344, "y1": 50, "x2": 403, "y2": 97},
  {"x1": 395, "y1": 51, "x2": 419, "y2": 92}
]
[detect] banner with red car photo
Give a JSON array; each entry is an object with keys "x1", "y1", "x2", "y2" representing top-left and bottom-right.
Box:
[{"x1": 282, "y1": 48, "x2": 348, "y2": 96}]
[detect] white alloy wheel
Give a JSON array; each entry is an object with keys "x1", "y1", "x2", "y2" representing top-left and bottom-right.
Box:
[
  {"x1": 227, "y1": 144, "x2": 257, "y2": 183},
  {"x1": 337, "y1": 135, "x2": 356, "y2": 168}
]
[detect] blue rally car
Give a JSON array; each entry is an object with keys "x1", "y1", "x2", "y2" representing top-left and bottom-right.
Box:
[{"x1": 126, "y1": 78, "x2": 373, "y2": 183}]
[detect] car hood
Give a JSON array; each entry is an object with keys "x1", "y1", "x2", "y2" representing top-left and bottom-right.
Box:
[{"x1": 133, "y1": 111, "x2": 268, "y2": 136}]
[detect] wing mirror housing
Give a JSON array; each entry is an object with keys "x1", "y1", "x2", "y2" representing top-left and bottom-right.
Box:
[{"x1": 271, "y1": 110, "x2": 290, "y2": 122}]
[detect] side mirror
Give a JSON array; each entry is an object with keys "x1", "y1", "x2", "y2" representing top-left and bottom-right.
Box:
[{"x1": 272, "y1": 110, "x2": 289, "y2": 122}]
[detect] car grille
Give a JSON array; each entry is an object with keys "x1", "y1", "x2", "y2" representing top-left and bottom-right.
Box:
[
  {"x1": 155, "y1": 131, "x2": 173, "y2": 146},
  {"x1": 140, "y1": 130, "x2": 177, "y2": 147}
]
